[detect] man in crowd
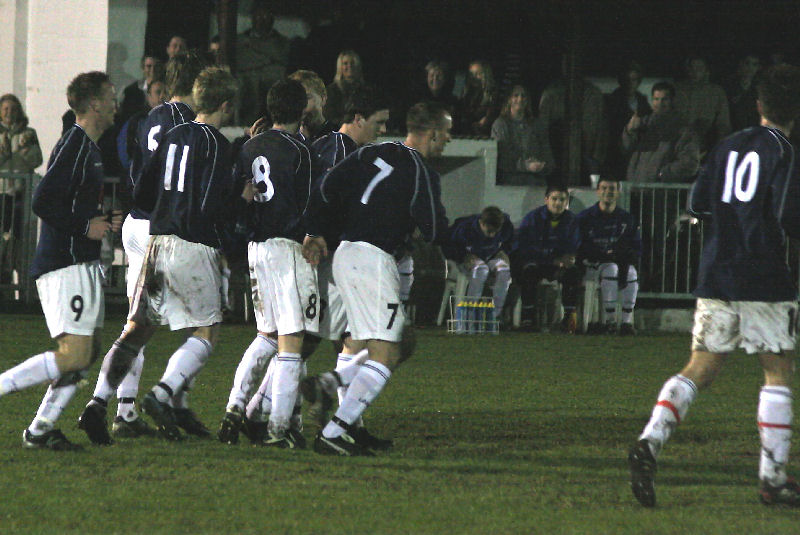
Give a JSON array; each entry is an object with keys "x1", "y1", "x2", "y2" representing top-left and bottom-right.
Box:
[
  {"x1": 0, "y1": 71, "x2": 122, "y2": 450},
  {"x1": 512, "y1": 184, "x2": 581, "y2": 332}
]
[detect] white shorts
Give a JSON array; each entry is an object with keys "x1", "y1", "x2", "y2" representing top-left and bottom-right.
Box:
[
  {"x1": 252, "y1": 238, "x2": 319, "y2": 336},
  {"x1": 130, "y1": 235, "x2": 223, "y2": 330},
  {"x1": 691, "y1": 298, "x2": 799, "y2": 354},
  {"x1": 36, "y1": 261, "x2": 105, "y2": 337},
  {"x1": 333, "y1": 240, "x2": 403, "y2": 342},
  {"x1": 314, "y1": 258, "x2": 347, "y2": 340},
  {"x1": 248, "y1": 241, "x2": 276, "y2": 333},
  {"x1": 121, "y1": 215, "x2": 150, "y2": 298}
]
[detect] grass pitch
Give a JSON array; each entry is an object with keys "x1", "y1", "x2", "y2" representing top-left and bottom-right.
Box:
[{"x1": 0, "y1": 313, "x2": 798, "y2": 534}]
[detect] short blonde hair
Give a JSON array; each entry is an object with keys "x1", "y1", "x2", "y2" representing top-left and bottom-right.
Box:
[
  {"x1": 192, "y1": 66, "x2": 238, "y2": 114},
  {"x1": 289, "y1": 70, "x2": 326, "y2": 101}
]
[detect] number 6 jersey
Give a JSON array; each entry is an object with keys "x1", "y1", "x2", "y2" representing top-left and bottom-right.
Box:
[{"x1": 689, "y1": 125, "x2": 800, "y2": 301}]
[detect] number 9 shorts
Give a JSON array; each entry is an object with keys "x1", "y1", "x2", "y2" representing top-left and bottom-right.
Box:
[{"x1": 36, "y1": 260, "x2": 105, "y2": 337}]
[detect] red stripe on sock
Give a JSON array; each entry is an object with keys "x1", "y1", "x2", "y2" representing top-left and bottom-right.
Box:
[
  {"x1": 656, "y1": 400, "x2": 680, "y2": 424},
  {"x1": 758, "y1": 422, "x2": 792, "y2": 429}
]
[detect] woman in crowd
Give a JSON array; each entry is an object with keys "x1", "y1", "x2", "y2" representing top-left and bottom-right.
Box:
[
  {"x1": 0, "y1": 93, "x2": 43, "y2": 285},
  {"x1": 458, "y1": 60, "x2": 498, "y2": 137},
  {"x1": 323, "y1": 50, "x2": 365, "y2": 126},
  {"x1": 491, "y1": 85, "x2": 553, "y2": 185}
]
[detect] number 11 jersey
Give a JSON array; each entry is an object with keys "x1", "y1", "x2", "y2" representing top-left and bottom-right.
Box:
[{"x1": 689, "y1": 126, "x2": 800, "y2": 301}]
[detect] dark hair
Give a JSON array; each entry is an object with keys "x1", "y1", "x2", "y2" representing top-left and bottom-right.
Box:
[
  {"x1": 545, "y1": 183, "x2": 568, "y2": 196},
  {"x1": 406, "y1": 101, "x2": 449, "y2": 135},
  {"x1": 757, "y1": 65, "x2": 800, "y2": 126},
  {"x1": 479, "y1": 206, "x2": 504, "y2": 230},
  {"x1": 597, "y1": 177, "x2": 620, "y2": 189},
  {"x1": 67, "y1": 71, "x2": 111, "y2": 114},
  {"x1": 0, "y1": 93, "x2": 28, "y2": 128},
  {"x1": 651, "y1": 81, "x2": 675, "y2": 98},
  {"x1": 342, "y1": 87, "x2": 386, "y2": 124},
  {"x1": 192, "y1": 66, "x2": 238, "y2": 115},
  {"x1": 166, "y1": 51, "x2": 205, "y2": 98},
  {"x1": 617, "y1": 60, "x2": 643, "y2": 87},
  {"x1": 267, "y1": 79, "x2": 307, "y2": 125}
]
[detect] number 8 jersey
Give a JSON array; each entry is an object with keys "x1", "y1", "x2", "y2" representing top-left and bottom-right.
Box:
[
  {"x1": 305, "y1": 141, "x2": 449, "y2": 255},
  {"x1": 689, "y1": 126, "x2": 800, "y2": 300}
]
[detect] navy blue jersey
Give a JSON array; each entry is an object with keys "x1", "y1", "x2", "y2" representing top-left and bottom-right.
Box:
[
  {"x1": 689, "y1": 126, "x2": 800, "y2": 300},
  {"x1": 30, "y1": 125, "x2": 106, "y2": 279},
  {"x1": 129, "y1": 101, "x2": 195, "y2": 219},
  {"x1": 135, "y1": 121, "x2": 234, "y2": 248},
  {"x1": 442, "y1": 213, "x2": 514, "y2": 263},
  {"x1": 311, "y1": 131, "x2": 358, "y2": 170},
  {"x1": 305, "y1": 142, "x2": 449, "y2": 255},
  {"x1": 236, "y1": 129, "x2": 322, "y2": 243},
  {"x1": 513, "y1": 206, "x2": 579, "y2": 266},
  {"x1": 576, "y1": 203, "x2": 642, "y2": 265}
]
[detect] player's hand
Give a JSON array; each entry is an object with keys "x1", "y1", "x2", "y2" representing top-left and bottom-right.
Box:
[
  {"x1": 626, "y1": 112, "x2": 642, "y2": 133},
  {"x1": 494, "y1": 250, "x2": 510, "y2": 265},
  {"x1": 246, "y1": 117, "x2": 268, "y2": 138},
  {"x1": 241, "y1": 181, "x2": 256, "y2": 203},
  {"x1": 463, "y1": 254, "x2": 479, "y2": 269},
  {"x1": 86, "y1": 215, "x2": 112, "y2": 240},
  {"x1": 108, "y1": 210, "x2": 124, "y2": 233},
  {"x1": 302, "y1": 235, "x2": 328, "y2": 266},
  {"x1": 526, "y1": 159, "x2": 546, "y2": 173}
]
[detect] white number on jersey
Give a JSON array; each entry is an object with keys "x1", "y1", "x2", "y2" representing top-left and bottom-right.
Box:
[
  {"x1": 722, "y1": 151, "x2": 760, "y2": 204},
  {"x1": 163, "y1": 144, "x2": 189, "y2": 192},
  {"x1": 251, "y1": 155, "x2": 274, "y2": 203},
  {"x1": 361, "y1": 157, "x2": 394, "y2": 205},
  {"x1": 147, "y1": 125, "x2": 161, "y2": 151}
]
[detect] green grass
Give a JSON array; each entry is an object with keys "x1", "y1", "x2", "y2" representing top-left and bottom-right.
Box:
[{"x1": 0, "y1": 314, "x2": 797, "y2": 534}]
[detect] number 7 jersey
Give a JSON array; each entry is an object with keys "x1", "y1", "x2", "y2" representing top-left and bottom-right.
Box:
[
  {"x1": 689, "y1": 125, "x2": 800, "y2": 300},
  {"x1": 305, "y1": 141, "x2": 449, "y2": 255}
]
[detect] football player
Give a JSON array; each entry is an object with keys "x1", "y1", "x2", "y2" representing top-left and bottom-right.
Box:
[
  {"x1": 629, "y1": 65, "x2": 800, "y2": 507},
  {"x1": 80, "y1": 51, "x2": 206, "y2": 442},
  {"x1": 0, "y1": 72, "x2": 122, "y2": 450},
  {"x1": 301, "y1": 101, "x2": 451, "y2": 455}
]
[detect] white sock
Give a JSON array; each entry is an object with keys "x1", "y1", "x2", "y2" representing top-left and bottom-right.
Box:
[
  {"x1": 156, "y1": 337, "x2": 212, "y2": 400},
  {"x1": 600, "y1": 265, "x2": 618, "y2": 324},
  {"x1": 28, "y1": 383, "x2": 79, "y2": 435},
  {"x1": 0, "y1": 351, "x2": 60, "y2": 396},
  {"x1": 116, "y1": 348, "x2": 145, "y2": 401},
  {"x1": 227, "y1": 334, "x2": 277, "y2": 412},
  {"x1": 291, "y1": 361, "x2": 307, "y2": 430},
  {"x1": 335, "y1": 349, "x2": 369, "y2": 400},
  {"x1": 758, "y1": 386, "x2": 793, "y2": 486},
  {"x1": 246, "y1": 358, "x2": 275, "y2": 422},
  {"x1": 269, "y1": 352, "x2": 302, "y2": 436},
  {"x1": 620, "y1": 266, "x2": 638, "y2": 324},
  {"x1": 640, "y1": 375, "x2": 698, "y2": 457},
  {"x1": 323, "y1": 360, "x2": 391, "y2": 439}
]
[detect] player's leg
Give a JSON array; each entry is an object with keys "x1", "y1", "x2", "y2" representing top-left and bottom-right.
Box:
[
  {"x1": 619, "y1": 265, "x2": 639, "y2": 335},
  {"x1": 517, "y1": 263, "x2": 547, "y2": 329},
  {"x1": 629, "y1": 298, "x2": 735, "y2": 506},
  {"x1": 558, "y1": 265, "x2": 581, "y2": 333},
  {"x1": 465, "y1": 259, "x2": 489, "y2": 299},
  {"x1": 488, "y1": 257, "x2": 511, "y2": 320},
  {"x1": 397, "y1": 254, "x2": 414, "y2": 312},
  {"x1": 598, "y1": 262, "x2": 619, "y2": 332}
]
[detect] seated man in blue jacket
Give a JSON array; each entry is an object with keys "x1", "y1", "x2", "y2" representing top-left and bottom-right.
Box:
[
  {"x1": 512, "y1": 184, "x2": 581, "y2": 332},
  {"x1": 443, "y1": 206, "x2": 514, "y2": 322}
]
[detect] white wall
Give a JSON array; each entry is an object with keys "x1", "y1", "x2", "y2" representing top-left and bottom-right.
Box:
[{"x1": 107, "y1": 0, "x2": 147, "y2": 98}]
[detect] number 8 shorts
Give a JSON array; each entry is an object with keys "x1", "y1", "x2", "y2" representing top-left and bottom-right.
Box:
[
  {"x1": 691, "y1": 298, "x2": 799, "y2": 354},
  {"x1": 333, "y1": 240, "x2": 403, "y2": 342},
  {"x1": 36, "y1": 261, "x2": 105, "y2": 337},
  {"x1": 251, "y1": 238, "x2": 319, "y2": 336}
]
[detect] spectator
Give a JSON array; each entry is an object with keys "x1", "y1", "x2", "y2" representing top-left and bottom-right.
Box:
[
  {"x1": 236, "y1": 2, "x2": 290, "y2": 125},
  {"x1": 622, "y1": 81, "x2": 700, "y2": 183},
  {"x1": 457, "y1": 60, "x2": 498, "y2": 137},
  {"x1": 606, "y1": 61, "x2": 651, "y2": 178},
  {"x1": 0, "y1": 93, "x2": 43, "y2": 284},
  {"x1": 442, "y1": 206, "x2": 514, "y2": 324},
  {"x1": 323, "y1": 50, "x2": 365, "y2": 127},
  {"x1": 674, "y1": 55, "x2": 731, "y2": 155},
  {"x1": 422, "y1": 60, "x2": 458, "y2": 112},
  {"x1": 119, "y1": 56, "x2": 163, "y2": 123},
  {"x1": 539, "y1": 56, "x2": 606, "y2": 184},
  {"x1": 576, "y1": 178, "x2": 641, "y2": 335},
  {"x1": 166, "y1": 35, "x2": 187, "y2": 59},
  {"x1": 491, "y1": 84, "x2": 554, "y2": 185},
  {"x1": 511, "y1": 184, "x2": 581, "y2": 332},
  {"x1": 724, "y1": 53, "x2": 762, "y2": 131},
  {"x1": 289, "y1": 70, "x2": 337, "y2": 142},
  {"x1": 117, "y1": 78, "x2": 167, "y2": 173},
  {"x1": 208, "y1": 35, "x2": 221, "y2": 65}
]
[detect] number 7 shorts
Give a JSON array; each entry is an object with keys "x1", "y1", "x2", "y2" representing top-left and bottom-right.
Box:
[
  {"x1": 250, "y1": 238, "x2": 319, "y2": 336},
  {"x1": 333, "y1": 240, "x2": 403, "y2": 342},
  {"x1": 36, "y1": 261, "x2": 105, "y2": 338}
]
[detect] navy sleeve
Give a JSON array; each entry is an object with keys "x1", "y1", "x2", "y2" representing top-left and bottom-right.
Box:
[
  {"x1": 499, "y1": 217, "x2": 514, "y2": 254},
  {"x1": 688, "y1": 162, "x2": 714, "y2": 219},
  {"x1": 441, "y1": 217, "x2": 470, "y2": 262},
  {"x1": 133, "y1": 138, "x2": 166, "y2": 213},
  {"x1": 410, "y1": 154, "x2": 448, "y2": 244}
]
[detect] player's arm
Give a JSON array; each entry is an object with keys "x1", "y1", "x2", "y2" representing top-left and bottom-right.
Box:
[
  {"x1": 687, "y1": 161, "x2": 714, "y2": 219},
  {"x1": 303, "y1": 153, "x2": 354, "y2": 243},
  {"x1": 776, "y1": 153, "x2": 800, "y2": 239},
  {"x1": 499, "y1": 216, "x2": 514, "y2": 254},
  {"x1": 201, "y1": 137, "x2": 236, "y2": 219},
  {"x1": 410, "y1": 160, "x2": 449, "y2": 245},
  {"x1": 133, "y1": 135, "x2": 168, "y2": 213},
  {"x1": 32, "y1": 136, "x2": 99, "y2": 237}
]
